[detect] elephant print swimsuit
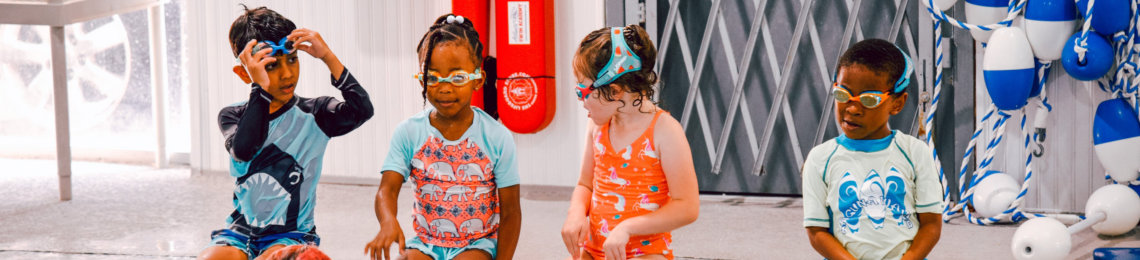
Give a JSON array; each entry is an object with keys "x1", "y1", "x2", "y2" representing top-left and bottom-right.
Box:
[
  {"x1": 587, "y1": 110, "x2": 674, "y2": 259},
  {"x1": 410, "y1": 134, "x2": 499, "y2": 247},
  {"x1": 380, "y1": 107, "x2": 520, "y2": 249}
]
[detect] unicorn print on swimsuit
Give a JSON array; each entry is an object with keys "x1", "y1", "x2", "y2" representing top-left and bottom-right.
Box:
[
  {"x1": 640, "y1": 139, "x2": 658, "y2": 160},
  {"x1": 632, "y1": 248, "x2": 645, "y2": 257},
  {"x1": 637, "y1": 193, "x2": 659, "y2": 211},
  {"x1": 608, "y1": 167, "x2": 630, "y2": 188},
  {"x1": 563, "y1": 25, "x2": 696, "y2": 260},
  {"x1": 836, "y1": 166, "x2": 913, "y2": 235},
  {"x1": 600, "y1": 192, "x2": 627, "y2": 211},
  {"x1": 598, "y1": 218, "x2": 611, "y2": 237}
]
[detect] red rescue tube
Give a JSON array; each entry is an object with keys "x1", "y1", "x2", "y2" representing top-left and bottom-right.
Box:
[
  {"x1": 495, "y1": 0, "x2": 555, "y2": 133},
  {"x1": 452, "y1": 0, "x2": 491, "y2": 110}
]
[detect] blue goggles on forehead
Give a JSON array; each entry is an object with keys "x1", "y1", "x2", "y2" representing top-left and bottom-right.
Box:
[
  {"x1": 253, "y1": 36, "x2": 296, "y2": 57},
  {"x1": 576, "y1": 27, "x2": 643, "y2": 101}
]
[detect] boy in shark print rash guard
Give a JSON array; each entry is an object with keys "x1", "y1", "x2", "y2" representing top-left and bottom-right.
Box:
[
  {"x1": 802, "y1": 39, "x2": 943, "y2": 260},
  {"x1": 201, "y1": 6, "x2": 373, "y2": 260}
]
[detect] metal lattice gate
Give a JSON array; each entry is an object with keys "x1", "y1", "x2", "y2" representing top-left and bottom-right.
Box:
[{"x1": 605, "y1": 0, "x2": 976, "y2": 196}]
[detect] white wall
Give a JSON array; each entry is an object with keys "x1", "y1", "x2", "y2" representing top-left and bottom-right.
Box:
[
  {"x1": 973, "y1": 42, "x2": 1112, "y2": 213},
  {"x1": 187, "y1": 0, "x2": 600, "y2": 187}
]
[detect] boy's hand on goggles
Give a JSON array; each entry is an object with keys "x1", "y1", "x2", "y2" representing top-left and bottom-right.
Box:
[
  {"x1": 289, "y1": 28, "x2": 331, "y2": 60},
  {"x1": 240, "y1": 39, "x2": 275, "y2": 87}
]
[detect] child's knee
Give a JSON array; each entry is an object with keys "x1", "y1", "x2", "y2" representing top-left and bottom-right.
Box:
[
  {"x1": 253, "y1": 244, "x2": 288, "y2": 260},
  {"x1": 198, "y1": 245, "x2": 247, "y2": 260},
  {"x1": 403, "y1": 248, "x2": 433, "y2": 260},
  {"x1": 453, "y1": 249, "x2": 492, "y2": 260}
]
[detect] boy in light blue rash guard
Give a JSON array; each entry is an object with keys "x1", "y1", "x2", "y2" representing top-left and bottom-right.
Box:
[{"x1": 802, "y1": 39, "x2": 943, "y2": 260}]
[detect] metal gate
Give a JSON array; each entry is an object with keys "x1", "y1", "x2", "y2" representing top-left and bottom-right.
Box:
[{"x1": 607, "y1": 0, "x2": 977, "y2": 196}]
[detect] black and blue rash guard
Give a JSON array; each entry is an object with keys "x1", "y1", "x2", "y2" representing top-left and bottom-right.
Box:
[{"x1": 217, "y1": 68, "x2": 373, "y2": 237}]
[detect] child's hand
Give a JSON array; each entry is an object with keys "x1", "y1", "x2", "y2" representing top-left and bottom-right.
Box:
[
  {"x1": 364, "y1": 221, "x2": 405, "y2": 260},
  {"x1": 238, "y1": 39, "x2": 275, "y2": 87},
  {"x1": 560, "y1": 214, "x2": 590, "y2": 258},
  {"x1": 289, "y1": 28, "x2": 333, "y2": 61},
  {"x1": 602, "y1": 225, "x2": 631, "y2": 260}
]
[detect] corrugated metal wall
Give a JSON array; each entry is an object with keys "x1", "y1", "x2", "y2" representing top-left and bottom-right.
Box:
[{"x1": 186, "y1": 0, "x2": 602, "y2": 186}]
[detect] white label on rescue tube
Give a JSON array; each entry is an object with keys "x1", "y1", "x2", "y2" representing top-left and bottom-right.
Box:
[
  {"x1": 503, "y1": 72, "x2": 538, "y2": 110},
  {"x1": 507, "y1": 1, "x2": 531, "y2": 45}
]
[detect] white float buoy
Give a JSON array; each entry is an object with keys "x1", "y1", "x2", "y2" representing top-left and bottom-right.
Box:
[
  {"x1": 983, "y1": 26, "x2": 1035, "y2": 111},
  {"x1": 1011, "y1": 217, "x2": 1071, "y2": 260},
  {"x1": 1085, "y1": 184, "x2": 1140, "y2": 235},
  {"x1": 965, "y1": 0, "x2": 1013, "y2": 43},
  {"x1": 972, "y1": 171, "x2": 1020, "y2": 218},
  {"x1": 1012, "y1": 184, "x2": 1140, "y2": 260},
  {"x1": 1023, "y1": 0, "x2": 1076, "y2": 60},
  {"x1": 1093, "y1": 98, "x2": 1140, "y2": 183}
]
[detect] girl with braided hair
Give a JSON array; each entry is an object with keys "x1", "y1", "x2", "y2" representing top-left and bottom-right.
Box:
[{"x1": 366, "y1": 14, "x2": 521, "y2": 260}]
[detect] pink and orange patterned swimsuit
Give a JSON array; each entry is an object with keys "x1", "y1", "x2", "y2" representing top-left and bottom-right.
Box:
[
  {"x1": 380, "y1": 107, "x2": 520, "y2": 251},
  {"x1": 586, "y1": 110, "x2": 674, "y2": 259},
  {"x1": 409, "y1": 135, "x2": 499, "y2": 247}
]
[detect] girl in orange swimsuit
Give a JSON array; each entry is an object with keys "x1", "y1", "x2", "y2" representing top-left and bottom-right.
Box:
[{"x1": 561, "y1": 25, "x2": 700, "y2": 260}]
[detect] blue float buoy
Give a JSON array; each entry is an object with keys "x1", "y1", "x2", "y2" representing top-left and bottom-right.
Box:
[
  {"x1": 983, "y1": 27, "x2": 1035, "y2": 111},
  {"x1": 965, "y1": 0, "x2": 1013, "y2": 43},
  {"x1": 1025, "y1": 0, "x2": 1077, "y2": 61},
  {"x1": 1061, "y1": 33, "x2": 1113, "y2": 81},
  {"x1": 1093, "y1": 98, "x2": 1140, "y2": 183}
]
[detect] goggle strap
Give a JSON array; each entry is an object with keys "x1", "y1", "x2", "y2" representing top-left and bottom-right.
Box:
[
  {"x1": 893, "y1": 46, "x2": 912, "y2": 93},
  {"x1": 594, "y1": 27, "x2": 643, "y2": 87}
]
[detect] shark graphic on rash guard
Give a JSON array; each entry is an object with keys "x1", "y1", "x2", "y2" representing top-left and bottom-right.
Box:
[{"x1": 230, "y1": 145, "x2": 305, "y2": 236}]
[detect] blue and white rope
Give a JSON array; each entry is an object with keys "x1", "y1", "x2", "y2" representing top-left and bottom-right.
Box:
[
  {"x1": 943, "y1": 105, "x2": 1004, "y2": 221},
  {"x1": 962, "y1": 111, "x2": 1048, "y2": 224},
  {"x1": 957, "y1": 109, "x2": 1010, "y2": 221},
  {"x1": 942, "y1": 105, "x2": 992, "y2": 221},
  {"x1": 925, "y1": 0, "x2": 1030, "y2": 223},
  {"x1": 1074, "y1": 0, "x2": 1098, "y2": 62},
  {"x1": 929, "y1": 17, "x2": 953, "y2": 223},
  {"x1": 924, "y1": 0, "x2": 1028, "y2": 32},
  {"x1": 942, "y1": 99, "x2": 1052, "y2": 224},
  {"x1": 1100, "y1": 0, "x2": 1140, "y2": 100}
]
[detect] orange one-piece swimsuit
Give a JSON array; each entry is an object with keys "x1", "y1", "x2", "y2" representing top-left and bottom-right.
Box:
[{"x1": 586, "y1": 110, "x2": 674, "y2": 259}]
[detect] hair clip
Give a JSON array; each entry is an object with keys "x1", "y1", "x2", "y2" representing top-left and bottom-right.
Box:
[{"x1": 446, "y1": 15, "x2": 465, "y2": 24}]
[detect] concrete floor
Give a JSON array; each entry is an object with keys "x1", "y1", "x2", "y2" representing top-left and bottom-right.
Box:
[{"x1": 1, "y1": 158, "x2": 1138, "y2": 260}]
